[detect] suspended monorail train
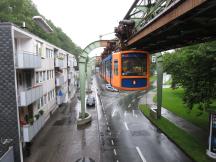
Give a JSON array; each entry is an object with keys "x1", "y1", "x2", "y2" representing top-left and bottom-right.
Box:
[{"x1": 100, "y1": 50, "x2": 150, "y2": 91}]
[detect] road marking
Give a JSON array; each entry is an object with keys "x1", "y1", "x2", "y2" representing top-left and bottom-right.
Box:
[
  {"x1": 113, "y1": 149, "x2": 117, "y2": 156},
  {"x1": 109, "y1": 132, "x2": 112, "y2": 136},
  {"x1": 111, "y1": 140, "x2": 114, "y2": 145},
  {"x1": 135, "y1": 115, "x2": 138, "y2": 118},
  {"x1": 106, "y1": 122, "x2": 109, "y2": 126},
  {"x1": 133, "y1": 110, "x2": 135, "y2": 116},
  {"x1": 112, "y1": 109, "x2": 116, "y2": 117},
  {"x1": 124, "y1": 111, "x2": 127, "y2": 117},
  {"x1": 136, "y1": 147, "x2": 147, "y2": 162},
  {"x1": 108, "y1": 126, "x2": 110, "y2": 131},
  {"x1": 128, "y1": 104, "x2": 131, "y2": 108},
  {"x1": 116, "y1": 160, "x2": 119, "y2": 162},
  {"x1": 124, "y1": 122, "x2": 129, "y2": 131}
]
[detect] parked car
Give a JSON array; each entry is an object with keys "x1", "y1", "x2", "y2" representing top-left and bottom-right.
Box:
[
  {"x1": 111, "y1": 87, "x2": 119, "y2": 92},
  {"x1": 86, "y1": 95, "x2": 95, "y2": 107},
  {"x1": 105, "y1": 84, "x2": 119, "y2": 92}
]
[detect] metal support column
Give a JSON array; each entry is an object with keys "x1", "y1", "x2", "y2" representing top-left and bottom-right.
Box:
[
  {"x1": 86, "y1": 62, "x2": 92, "y2": 92},
  {"x1": 77, "y1": 40, "x2": 109, "y2": 124},
  {"x1": 156, "y1": 53, "x2": 163, "y2": 119},
  {"x1": 79, "y1": 56, "x2": 87, "y2": 119}
]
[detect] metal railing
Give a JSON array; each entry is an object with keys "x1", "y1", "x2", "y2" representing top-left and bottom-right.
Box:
[
  {"x1": 124, "y1": 0, "x2": 180, "y2": 33},
  {"x1": 55, "y1": 76, "x2": 65, "y2": 86},
  {"x1": 16, "y1": 51, "x2": 41, "y2": 69},
  {"x1": 55, "y1": 58, "x2": 64, "y2": 68},
  {"x1": 18, "y1": 85, "x2": 43, "y2": 106},
  {"x1": 57, "y1": 95, "x2": 65, "y2": 105},
  {"x1": 22, "y1": 115, "x2": 45, "y2": 142}
]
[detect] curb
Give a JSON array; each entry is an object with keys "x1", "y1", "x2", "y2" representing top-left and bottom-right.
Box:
[{"x1": 77, "y1": 112, "x2": 92, "y2": 126}]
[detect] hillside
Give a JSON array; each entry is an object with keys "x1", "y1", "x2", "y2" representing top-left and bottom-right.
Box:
[{"x1": 0, "y1": 0, "x2": 82, "y2": 56}]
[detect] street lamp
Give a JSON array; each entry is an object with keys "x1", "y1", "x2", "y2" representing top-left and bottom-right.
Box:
[{"x1": 32, "y1": 16, "x2": 53, "y2": 33}]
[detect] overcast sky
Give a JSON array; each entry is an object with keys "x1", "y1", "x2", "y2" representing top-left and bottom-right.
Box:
[{"x1": 32, "y1": 0, "x2": 134, "y2": 55}]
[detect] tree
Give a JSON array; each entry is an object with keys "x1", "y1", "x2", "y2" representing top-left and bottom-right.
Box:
[{"x1": 163, "y1": 41, "x2": 216, "y2": 111}]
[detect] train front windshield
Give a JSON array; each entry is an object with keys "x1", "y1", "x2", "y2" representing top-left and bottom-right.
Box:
[{"x1": 122, "y1": 53, "x2": 147, "y2": 76}]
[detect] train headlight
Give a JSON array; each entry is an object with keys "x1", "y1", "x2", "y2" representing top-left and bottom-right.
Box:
[{"x1": 133, "y1": 80, "x2": 136, "y2": 85}]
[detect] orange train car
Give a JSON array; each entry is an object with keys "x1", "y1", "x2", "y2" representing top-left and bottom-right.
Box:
[{"x1": 100, "y1": 50, "x2": 150, "y2": 91}]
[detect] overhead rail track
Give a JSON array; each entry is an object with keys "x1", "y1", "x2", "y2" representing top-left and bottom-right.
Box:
[{"x1": 115, "y1": 0, "x2": 216, "y2": 53}]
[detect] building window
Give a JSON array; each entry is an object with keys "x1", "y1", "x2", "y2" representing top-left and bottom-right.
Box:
[
  {"x1": 37, "y1": 100, "x2": 40, "y2": 109},
  {"x1": 40, "y1": 72, "x2": 43, "y2": 82},
  {"x1": 36, "y1": 72, "x2": 39, "y2": 83},
  {"x1": 47, "y1": 71, "x2": 49, "y2": 80},
  {"x1": 40, "y1": 97, "x2": 43, "y2": 107},
  {"x1": 43, "y1": 71, "x2": 46, "y2": 81},
  {"x1": 114, "y1": 60, "x2": 118, "y2": 75},
  {"x1": 44, "y1": 95, "x2": 47, "y2": 105},
  {"x1": 36, "y1": 41, "x2": 42, "y2": 57}
]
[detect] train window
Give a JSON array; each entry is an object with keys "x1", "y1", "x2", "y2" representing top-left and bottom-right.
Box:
[
  {"x1": 122, "y1": 53, "x2": 147, "y2": 76},
  {"x1": 114, "y1": 60, "x2": 118, "y2": 75}
]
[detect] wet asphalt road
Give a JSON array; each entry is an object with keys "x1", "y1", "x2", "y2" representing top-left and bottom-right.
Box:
[{"x1": 95, "y1": 75, "x2": 193, "y2": 162}]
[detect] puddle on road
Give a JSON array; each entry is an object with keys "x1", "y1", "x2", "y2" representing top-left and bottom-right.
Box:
[
  {"x1": 53, "y1": 117, "x2": 76, "y2": 126},
  {"x1": 131, "y1": 130, "x2": 150, "y2": 136},
  {"x1": 75, "y1": 157, "x2": 95, "y2": 162}
]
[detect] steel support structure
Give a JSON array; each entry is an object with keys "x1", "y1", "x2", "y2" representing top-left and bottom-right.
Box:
[
  {"x1": 156, "y1": 53, "x2": 163, "y2": 119},
  {"x1": 79, "y1": 40, "x2": 109, "y2": 119}
]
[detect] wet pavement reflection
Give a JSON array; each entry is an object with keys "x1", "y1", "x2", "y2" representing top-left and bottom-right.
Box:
[{"x1": 95, "y1": 74, "x2": 192, "y2": 162}]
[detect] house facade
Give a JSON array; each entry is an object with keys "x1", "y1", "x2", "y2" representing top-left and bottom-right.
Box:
[{"x1": 0, "y1": 23, "x2": 78, "y2": 162}]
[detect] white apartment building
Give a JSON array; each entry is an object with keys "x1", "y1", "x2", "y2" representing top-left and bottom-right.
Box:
[
  {"x1": 0, "y1": 23, "x2": 78, "y2": 161},
  {"x1": 67, "y1": 54, "x2": 78, "y2": 100},
  {"x1": 55, "y1": 49, "x2": 69, "y2": 105}
]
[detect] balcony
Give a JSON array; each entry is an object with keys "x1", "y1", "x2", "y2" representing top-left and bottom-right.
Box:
[
  {"x1": 22, "y1": 115, "x2": 45, "y2": 142},
  {"x1": 68, "y1": 85, "x2": 73, "y2": 92},
  {"x1": 16, "y1": 52, "x2": 41, "y2": 69},
  {"x1": 18, "y1": 85, "x2": 43, "y2": 106},
  {"x1": 55, "y1": 59, "x2": 64, "y2": 68},
  {"x1": 68, "y1": 73, "x2": 72, "y2": 80},
  {"x1": 56, "y1": 76, "x2": 65, "y2": 86},
  {"x1": 57, "y1": 95, "x2": 65, "y2": 105}
]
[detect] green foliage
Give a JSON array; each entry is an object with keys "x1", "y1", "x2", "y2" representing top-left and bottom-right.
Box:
[
  {"x1": 155, "y1": 88, "x2": 213, "y2": 129},
  {"x1": 163, "y1": 41, "x2": 216, "y2": 111},
  {"x1": 0, "y1": 0, "x2": 82, "y2": 56}
]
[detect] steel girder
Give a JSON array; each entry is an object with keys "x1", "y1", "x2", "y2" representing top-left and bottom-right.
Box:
[{"x1": 124, "y1": 0, "x2": 179, "y2": 33}]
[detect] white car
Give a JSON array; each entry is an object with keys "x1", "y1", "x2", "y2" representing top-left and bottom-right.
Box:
[
  {"x1": 86, "y1": 96, "x2": 95, "y2": 107},
  {"x1": 105, "y1": 84, "x2": 119, "y2": 92}
]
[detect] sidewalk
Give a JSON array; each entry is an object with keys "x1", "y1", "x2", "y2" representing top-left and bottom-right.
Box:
[
  {"x1": 140, "y1": 89, "x2": 208, "y2": 146},
  {"x1": 24, "y1": 91, "x2": 101, "y2": 162}
]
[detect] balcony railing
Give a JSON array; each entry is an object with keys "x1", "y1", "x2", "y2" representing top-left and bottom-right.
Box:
[
  {"x1": 18, "y1": 85, "x2": 43, "y2": 106},
  {"x1": 57, "y1": 95, "x2": 65, "y2": 105},
  {"x1": 55, "y1": 59, "x2": 64, "y2": 68},
  {"x1": 22, "y1": 115, "x2": 45, "y2": 142},
  {"x1": 56, "y1": 76, "x2": 65, "y2": 86},
  {"x1": 16, "y1": 51, "x2": 41, "y2": 69},
  {"x1": 68, "y1": 73, "x2": 72, "y2": 80}
]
